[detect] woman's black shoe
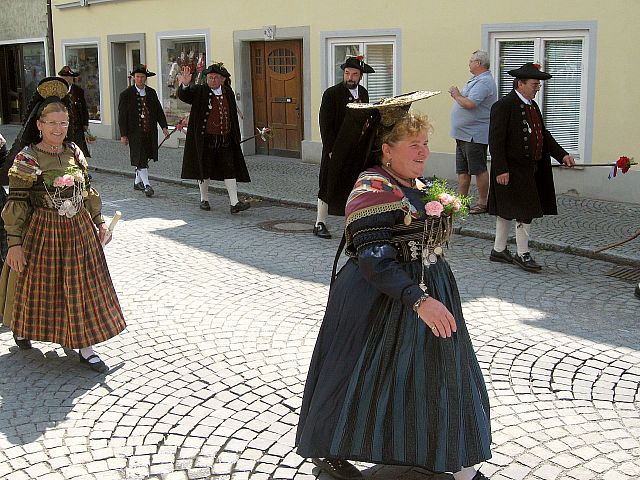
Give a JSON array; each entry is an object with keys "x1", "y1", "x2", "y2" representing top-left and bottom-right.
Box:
[
  {"x1": 230, "y1": 200, "x2": 250, "y2": 214},
  {"x1": 312, "y1": 222, "x2": 332, "y2": 239},
  {"x1": 133, "y1": 181, "x2": 144, "y2": 191},
  {"x1": 13, "y1": 334, "x2": 32, "y2": 350},
  {"x1": 471, "y1": 470, "x2": 490, "y2": 480},
  {"x1": 79, "y1": 352, "x2": 109, "y2": 373},
  {"x1": 200, "y1": 200, "x2": 211, "y2": 211},
  {"x1": 311, "y1": 458, "x2": 362, "y2": 479}
]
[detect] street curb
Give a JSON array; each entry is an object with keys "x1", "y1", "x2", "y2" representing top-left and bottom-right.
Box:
[{"x1": 90, "y1": 165, "x2": 640, "y2": 268}]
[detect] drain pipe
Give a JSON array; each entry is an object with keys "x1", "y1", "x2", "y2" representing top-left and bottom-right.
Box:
[{"x1": 46, "y1": 0, "x2": 55, "y2": 74}]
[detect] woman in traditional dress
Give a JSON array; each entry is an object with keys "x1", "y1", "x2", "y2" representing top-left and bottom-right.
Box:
[
  {"x1": 0, "y1": 77, "x2": 125, "y2": 373},
  {"x1": 296, "y1": 92, "x2": 492, "y2": 480}
]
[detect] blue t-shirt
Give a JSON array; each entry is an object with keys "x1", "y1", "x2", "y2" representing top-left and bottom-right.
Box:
[{"x1": 450, "y1": 70, "x2": 497, "y2": 145}]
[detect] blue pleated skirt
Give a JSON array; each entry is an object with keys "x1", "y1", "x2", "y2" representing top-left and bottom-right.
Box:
[{"x1": 296, "y1": 257, "x2": 491, "y2": 473}]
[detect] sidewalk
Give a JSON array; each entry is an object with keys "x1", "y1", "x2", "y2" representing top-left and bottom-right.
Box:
[{"x1": 1, "y1": 124, "x2": 638, "y2": 266}]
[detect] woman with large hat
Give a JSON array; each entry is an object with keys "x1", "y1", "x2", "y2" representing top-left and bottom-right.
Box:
[
  {"x1": 0, "y1": 77, "x2": 126, "y2": 373},
  {"x1": 296, "y1": 92, "x2": 492, "y2": 480},
  {"x1": 58, "y1": 65, "x2": 92, "y2": 158}
]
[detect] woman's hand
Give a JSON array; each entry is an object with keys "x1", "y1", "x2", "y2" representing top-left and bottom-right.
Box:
[
  {"x1": 98, "y1": 223, "x2": 112, "y2": 246},
  {"x1": 417, "y1": 297, "x2": 457, "y2": 338},
  {"x1": 6, "y1": 245, "x2": 27, "y2": 273}
]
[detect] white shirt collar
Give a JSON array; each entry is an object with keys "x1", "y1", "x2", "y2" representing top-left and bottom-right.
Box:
[
  {"x1": 349, "y1": 87, "x2": 359, "y2": 99},
  {"x1": 212, "y1": 86, "x2": 223, "y2": 96},
  {"x1": 515, "y1": 89, "x2": 532, "y2": 105},
  {"x1": 135, "y1": 85, "x2": 146, "y2": 96}
]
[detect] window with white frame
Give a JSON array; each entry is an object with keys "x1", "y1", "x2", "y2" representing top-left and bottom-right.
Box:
[
  {"x1": 490, "y1": 30, "x2": 588, "y2": 158},
  {"x1": 64, "y1": 44, "x2": 101, "y2": 121},
  {"x1": 159, "y1": 35, "x2": 207, "y2": 125},
  {"x1": 328, "y1": 37, "x2": 396, "y2": 102}
]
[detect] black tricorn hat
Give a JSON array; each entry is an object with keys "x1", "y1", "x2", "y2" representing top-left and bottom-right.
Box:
[
  {"x1": 130, "y1": 64, "x2": 156, "y2": 77},
  {"x1": 508, "y1": 62, "x2": 551, "y2": 80},
  {"x1": 340, "y1": 56, "x2": 375, "y2": 74},
  {"x1": 203, "y1": 62, "x2": 231, "y2": 78},
  {"x1": 57, "y1": 65, "x2": 79, "y2": 77}
]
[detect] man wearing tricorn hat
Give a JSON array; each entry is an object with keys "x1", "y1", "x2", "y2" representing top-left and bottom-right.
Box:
[
  {"x1": 177, "y1": 62, "x2": 251, "y2": 213},
  {"x1": 488, "y1": 62, "x2": 575, "y2": 272},
  {"x1": 58, "y1": 65, "x2": 91, "y2": 158},
  {"x1": 118, "y1": 64, "x2": 169, "y2": 198},
  {"x1": 314, "y1": 55, "x2": 375, "y2": 239}
]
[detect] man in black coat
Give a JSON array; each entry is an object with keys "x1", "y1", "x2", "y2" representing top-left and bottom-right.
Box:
[
  {"x1": 177, "y1": 62, "x2": 250, "y2": 213},
  {"x1": 58, "y1": 65, "x2": 91, "y2": 158},
  {"x1": 488, "y1": 63, "x2": 575, "y2": 272},
  {"x1": 314, "y1": 56, "x2": 374, "y2": 239},
  {"x1": 118, "y1": 64, "x2": 169, "y2": 197}
]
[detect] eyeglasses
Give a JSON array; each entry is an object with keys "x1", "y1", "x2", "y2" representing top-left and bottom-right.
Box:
[{"x1": 40, "y1": 120, "x2": 70, "y2": 127}]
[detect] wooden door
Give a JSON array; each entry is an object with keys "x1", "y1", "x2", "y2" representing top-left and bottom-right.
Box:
[
  {"x1": 0, "y1": 45, "x2": 24, "y2": 123},
  {"x1": 250, "y1": 40, "x2": 303, "y2": 157}
]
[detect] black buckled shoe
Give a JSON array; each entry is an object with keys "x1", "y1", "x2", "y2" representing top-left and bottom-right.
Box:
[
  {"x1": 489, "y1": 247, "x2": 513, "y2": 264},
  {"x1": 133, "y1": 181, "x2": 144, "y2": 191},
  {"x1": 13, "y1": 334, "x2": 32, "y2": 350},
  {"x1": 144, "y1": 185, "x2": 154, "y2": 197},
  {"x1": 312, "y1": 222, "x2": 332, "y2": 239},
  {"x1": 312, "y1": 458, "x2": 362, "y2": 480},
  {"x1": 513, "y1": 252, "x2": 542, "y2": 272},
  {"x1": 230, "y1": 200, "x2": 250, "y2": 214},
  {"x1": 199, "y1": 200, "x2": 211, "y2": 211},
  {"x1": 79, "y1": 352, "x2": 109, "y2": 373}
]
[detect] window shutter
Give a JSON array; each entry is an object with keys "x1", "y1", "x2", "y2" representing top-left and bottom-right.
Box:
[
  {"x1": 497, "y1": 41, "x2": 534, "y2": 98},
  {"x1": 542, "y1": 40, "x2": 583, "y2": 154},
  {"x1": 364, "y1": 44, "x2": 394, "y2": 102}
]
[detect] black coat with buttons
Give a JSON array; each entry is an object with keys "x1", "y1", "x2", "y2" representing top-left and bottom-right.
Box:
[
  {"x1": 177, "y1": 83, "x2": 250, "y2": 182},
  {"x1": 118, "y1": 85, "x2": 168, "y2": 167},
  {"x1": 487, "y1": 90, "x2": 568, "y2": 221}
]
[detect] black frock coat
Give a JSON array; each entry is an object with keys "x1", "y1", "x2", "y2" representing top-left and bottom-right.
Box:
[
  {"x1": 67, "y1": 84, "x2": 91, "y2": 158},
  {"x1": 318, "y1": 82, "x2": 369, "y2": 210},
  {"x1": 118, "y1": 85, "x2": 168, "y2": 167},
  {"x1": 487, "y1": 90, "x2": 568, "y2": 221},
  {"x1": 177, "y1": 83, "x2": 250, "y2": 182}
]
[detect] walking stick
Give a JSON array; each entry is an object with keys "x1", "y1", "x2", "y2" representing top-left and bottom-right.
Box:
[{"x1": 594, "y1": 230, "x2": 640, "y2": 253}]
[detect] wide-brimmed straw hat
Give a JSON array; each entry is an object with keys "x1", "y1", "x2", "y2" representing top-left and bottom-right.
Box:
[{"x1": 348, "y1": 90, "x2": 441, "y2": 126}]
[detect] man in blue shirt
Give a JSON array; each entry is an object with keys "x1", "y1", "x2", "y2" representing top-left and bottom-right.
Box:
[{"x1": 449, "y1": 50, "x2": 497, "y2": 214}]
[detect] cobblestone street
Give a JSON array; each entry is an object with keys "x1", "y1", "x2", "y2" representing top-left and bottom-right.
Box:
[{"x1": 0, "y1": 171, "x2": 638, "y2": 480}]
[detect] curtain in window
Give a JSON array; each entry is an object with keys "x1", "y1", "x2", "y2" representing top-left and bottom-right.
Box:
[{"x1": 364, "y1": 43, "x2": 393, "y2": 102}]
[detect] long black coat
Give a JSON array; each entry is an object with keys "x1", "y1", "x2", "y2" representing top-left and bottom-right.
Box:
[
  {"x1": 318, "y1": 82, "x2": 369, "y2": 210},
  {"x1": 67, "y1": 84, "x2": 91, "y2": 158},
  {"x1": 487, "y1": 90, "x2": 568, "y2": 221},
  {"x1": 177, "y1": 83, "x2": 250, "y2": 182},
  {"x1": 118, "y1": 85, "x2": 168, "y2": 167}
]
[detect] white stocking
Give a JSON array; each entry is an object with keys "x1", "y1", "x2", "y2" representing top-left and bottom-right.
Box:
[
  {"x1": 199, "y1": 179, "x2": 210, "y2": 202},
  {"x1": 452, "y1": 467, "x2": 477, "y2": 480},
  {"x1": 138, "y1": 168, "x2": 150, "y2": 187},
  {"x1": 224, "y1": 178, "x2": 239, "y2": 206},
  {"x1": 316, "y1": 199, "x2": 329, "y2": 226},
  {"x1": 79, "y1": 346, "x2": 100, "y2": 364},
  {"x1": 134, "y1": 169, "x2": 141, "y2": 183},
  {"x1": 494, "y1": 216, "x2": 511, "y2": 252},
  {"x1": 516, "y1": 221, "x2": 531, "y2": 255}
]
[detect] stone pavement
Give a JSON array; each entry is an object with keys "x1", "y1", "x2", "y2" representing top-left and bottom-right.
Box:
[{"x1": 0, "y1": 127, "x2": 638, "y2": 480}]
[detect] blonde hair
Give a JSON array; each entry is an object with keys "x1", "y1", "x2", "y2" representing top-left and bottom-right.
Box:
[
  {"x1": 379, "y1": 112, "x2": 433, "y2": 147},
  {"x1": 38, "y1": 101, "x2": 68, "y2": 120}
]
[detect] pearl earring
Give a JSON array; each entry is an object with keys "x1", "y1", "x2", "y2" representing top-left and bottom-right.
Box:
[{"x1": 385, "y1": 161, "x2": 391, "y2": 167}]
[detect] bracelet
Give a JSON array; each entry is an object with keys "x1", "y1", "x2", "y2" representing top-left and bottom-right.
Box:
[{"x1": 412, "y1": 293, "x2": 430, "y2": 313}]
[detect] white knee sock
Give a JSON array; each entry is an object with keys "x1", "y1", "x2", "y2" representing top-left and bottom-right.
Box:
[
  {"x1": 224, "y1": 178, "x2": 239, "y2": 206},
  {"x1": 453, "y1": 467, "x2": 477, "y2": 480},
  {"x1": 80, "y1": 346, "x2": 100, "y2": 364},
  {"x1": 494, "y1": 216, "x2": 511, "y2": 252},
  {"x1": 316, "y1": 199, "x2": 329, "y2": 226},
  {"x1": 134, "y1": 169, "x2": 141, "y2": 183},
  {"x1": 199, "y1": 179, "x2": 210, "y2": 202},
  {"x1": 138, "y1": 168, "x2": 150, "y2": 187},
  {"x1": 516, "y1": 221, "x2": 531, "y2": 255}
]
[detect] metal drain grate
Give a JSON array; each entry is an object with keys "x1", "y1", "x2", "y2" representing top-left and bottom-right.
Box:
[
  {"x1": 257, "y1": 219, "x2": 314, "y2": 234},
  {"x1": 605, "y1": 266, "x2": 640, "y2": 283}
]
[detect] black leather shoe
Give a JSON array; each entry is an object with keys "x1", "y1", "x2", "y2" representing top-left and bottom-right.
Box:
[
  {"x1": 635, "y1": 282, "x2": 640, "y2": 299},
  {"x1": 230, "y1": 200, "x2": 250, "y2": 214},
  {"x1": 199, "y1": 200, "x2": 211, "y2": 211},
  {"x1": 513, "y1": 252, "x2": 542, "y2": 272},
  {"x1": 144, "y1": 185, "x2": 154, "y2": 197},
  {"x1": 489, "y1": 247, "x2": 513, "y2": 264},
  {"x1": 79, "y1": 352, "x2": 109, "y2": 373},
  {"x1": 312, "y1": 458, "x2": 362, "y2": 479},
  {"x1": 313, "y1": 222, "x2": 332, "y2": 239},
  {"x1": 133, "y1": 181, "x2": 144, "y2": 191},
  {"x1": 13, "y1": 334, "x2": 32, "y2": 350},
  {"x1": 471, "y1": 471, "x2": 490, "y2": 480}
]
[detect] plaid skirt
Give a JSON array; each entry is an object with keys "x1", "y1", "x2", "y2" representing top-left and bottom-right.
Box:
[{"x1": 0, "y1": 207, "x2": 126, "y2": 348}]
